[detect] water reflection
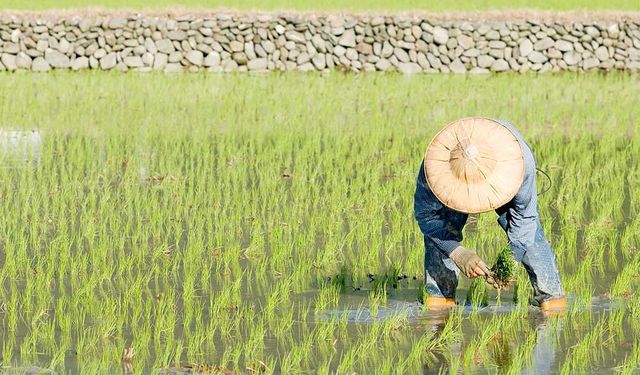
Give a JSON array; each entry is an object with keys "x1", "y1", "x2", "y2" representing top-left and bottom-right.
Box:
[
  {"x1": 421, "y1": 316, "x2": 461, "y2": 374},
  {"x1": 522, "y1": 317, "x2": 561, "y2": 375},
  {"x1": 0, "y1": 129, "x2": 42, "y2": 165},
  {"x1": 320, "y1": 299, "x2": 424, "y2": 323},
  {"x1": 423, "y1": 313, "x2": 561, "y2": 374},
  {"x1": 319, "y1": 297, "x2": 564, "y2": 374}
]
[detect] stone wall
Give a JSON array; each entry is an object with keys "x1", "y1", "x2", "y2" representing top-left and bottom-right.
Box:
[{"x1": 1, "y1": 12, "x2": 639, "y2": 73}]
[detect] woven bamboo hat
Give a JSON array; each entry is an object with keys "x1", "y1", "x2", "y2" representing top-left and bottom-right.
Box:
[{"x1": 424, "y1": 117, "x2": 525, "y2": 214}]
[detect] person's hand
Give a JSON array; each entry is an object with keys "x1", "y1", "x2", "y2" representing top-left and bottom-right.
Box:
[
  {"x1": 449, "y1": 246, "x2": 501, "y2": 289},
  {"x1": 449, "y1": 246, "x2": 492, "y2": 279},
  {"x1": 484, "y1": 272, "x2": 500, "y2": 289}
]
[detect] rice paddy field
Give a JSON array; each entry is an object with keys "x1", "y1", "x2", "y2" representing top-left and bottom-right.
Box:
[
  {"x1": 0, "y1": 71, "x2": 638, "y2": 374},
  {"x1": 2, "y1": 0, "x2": 639, "y2": 11}
]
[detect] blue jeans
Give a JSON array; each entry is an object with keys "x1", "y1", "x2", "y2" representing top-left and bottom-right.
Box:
[{"x1": 424, "y1": 209, "x2": 564, "y2": 304}]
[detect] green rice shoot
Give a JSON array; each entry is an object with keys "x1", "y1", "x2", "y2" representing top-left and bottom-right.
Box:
[{"x1": 491, "y1": 246, "x2": 517, "y2": 290}]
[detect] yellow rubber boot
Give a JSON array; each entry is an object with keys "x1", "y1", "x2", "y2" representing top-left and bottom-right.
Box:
[
  {"x1": 425, "y1": 296, "x2": 456, "y2": 310},
  {"x1": 540, "y1": 297, "x2": 567, "y2": 316}
]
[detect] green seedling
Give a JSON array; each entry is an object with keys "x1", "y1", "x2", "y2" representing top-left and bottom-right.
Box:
[
  {"x1": 0, "y1": 71, "x2": 637, "y2": 374},
  {"x1": 491, "y1": 247, "x2": 516, "y2": 290},
  {"x1": 466, "y1": 278, "x2": 489, "y2": 308}
]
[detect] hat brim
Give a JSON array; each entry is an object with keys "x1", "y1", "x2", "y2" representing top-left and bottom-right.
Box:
[{"x1": 424, "y1": 117, "x2": 525, "y2": 214}]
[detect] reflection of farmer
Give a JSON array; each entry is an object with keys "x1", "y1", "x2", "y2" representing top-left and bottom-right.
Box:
[{"x1": 414, "y1": 118, "x2": 565, "y2": 311}]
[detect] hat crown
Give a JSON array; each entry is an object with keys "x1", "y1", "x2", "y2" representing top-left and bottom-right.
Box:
[
  {"x1": 463, "y1": 144, "x2": 479, "y2": 159},
  {"x1": 448, "y1": 138, "x2": 497, "y2": 183}
]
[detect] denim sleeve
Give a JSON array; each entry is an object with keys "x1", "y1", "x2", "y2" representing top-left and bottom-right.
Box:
[
  {"x1": 414, "y1": 160, "x2": 463, "y2": 256},
  {"x1": 499, "y1": 140, "x2": 540, "y2": 262},
  {"x1": 491, "y1": 118, "x2": 540, "y2": 261}
]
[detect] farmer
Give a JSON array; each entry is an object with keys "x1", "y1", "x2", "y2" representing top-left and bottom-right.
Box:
[{"x1": 414, "y1": 117, "x2": 566, "y2": 311}]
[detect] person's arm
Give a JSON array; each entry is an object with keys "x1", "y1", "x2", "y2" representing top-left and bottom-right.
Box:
[
  {"x1": 415, "y1": 160, "x2": 498, "y2": 284},
  {"x1": 413, "y1": 160, "x2": 462, "y2": 257},
  {"x1": 504, "y1": 152, "x2": 539, "y2": 262}
]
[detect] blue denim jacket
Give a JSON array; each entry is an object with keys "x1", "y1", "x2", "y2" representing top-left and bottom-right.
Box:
[{"x1": 414, "y1": 119, "x2": 539, "y2": 262}]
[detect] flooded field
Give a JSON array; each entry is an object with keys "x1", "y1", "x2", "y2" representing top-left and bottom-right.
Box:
[{"x1": 0, "y1": 72, "x2": 638, "y2": 374}]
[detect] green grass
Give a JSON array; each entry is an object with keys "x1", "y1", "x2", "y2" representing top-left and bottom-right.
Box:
[
  {"x1": 0, "y1": 71, "x2": 638, "y2": 373},
  {"x1": 2, "y1": 0, "x2": 639, "y2": 11}
]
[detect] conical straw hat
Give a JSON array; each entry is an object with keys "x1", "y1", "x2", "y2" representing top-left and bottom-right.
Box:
[{"x1": 424, "y1": 118, "x2": 525, "y2": 214}]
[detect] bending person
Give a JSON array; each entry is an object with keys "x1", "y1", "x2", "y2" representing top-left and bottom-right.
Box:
[{"x1": 414, "y1": 117, "x2": 565, "y2": 311}]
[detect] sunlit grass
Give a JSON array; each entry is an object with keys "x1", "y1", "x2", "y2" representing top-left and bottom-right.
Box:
[{"x1": 0, "y1": 71, "x2": 638, "y2": 373}]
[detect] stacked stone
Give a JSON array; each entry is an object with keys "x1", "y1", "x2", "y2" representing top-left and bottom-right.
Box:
[{"x1": 0, "y1": 13, "x2": 638, "y2": 73}]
